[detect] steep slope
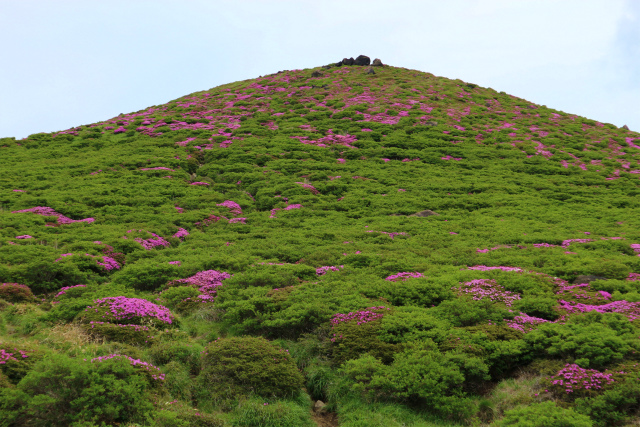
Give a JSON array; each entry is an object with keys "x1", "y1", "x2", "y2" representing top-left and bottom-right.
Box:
[{"x1": 1, "y1": 61, "x2": 640, "y2": 426}]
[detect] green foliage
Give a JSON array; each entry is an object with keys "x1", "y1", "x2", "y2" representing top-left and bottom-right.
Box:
[
  {"x1": 524, "y1": 312, "x2": 638, "y2": 368},
  {"x1": 197, "y1": 336, "x2": 304, "y2": 407},
  {"x1": 148, "y1": 340, "x2": 203, "y2": 375},
  {"x1": 0, "y1": 353, "x2": 154, "y2": 427},
  {"x1": 2, "y1": 63, "x2": 640, "y2": 424},
  {"x1": 494, "y1": 401, "x2": 593, "y2": 427}
]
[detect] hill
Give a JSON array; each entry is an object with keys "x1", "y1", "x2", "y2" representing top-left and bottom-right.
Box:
[{"x1": 1, "y1": 56, "x2": 640, "y2": 427}]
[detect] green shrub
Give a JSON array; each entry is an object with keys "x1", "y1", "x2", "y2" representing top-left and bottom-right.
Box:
[
  {"x1": 154, "y1": 403, "x2": 225, "y2": 427},
  {"x1": 494, "y1": 401, "x2": 593, "y2": 427},
  {"x1": 330, "y1": 319, "x2": 398, "y2": 365},
  {"x1": 524, "y1": 312, "x2": 637, "y2": 368},
  {"x1": 0, "y1": 353, "x2": 155, "y2": 427},
  {"x1": 0, "y1": 283, "x2": 35, "y2": 303},
  {"x1": 82, "y1": 321, "x2": 156, "y2": 346},
  {"x1": 196, "y1": 336, "x2": 304, "y2": 407},
  {"x1": 340, "y1": 342, "x2": 484, "y2": 420}
]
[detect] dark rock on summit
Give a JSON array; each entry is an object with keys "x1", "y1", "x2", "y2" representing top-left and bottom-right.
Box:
[
  {"x1": 342, "y1": 57, "x2": 355, "y2": 66},
  {"x1": 572, "y1": 274, "x2": 608, "y2": 284},
  {"x1": 424, "y1": 120, "x2": 438, "y2": 126},
  {"x1": 623, "y1": 124, "x2": 630, "y2": 130},
  {"x1": 311, "y1": 71, "x2": 323, "y2": 77},
  {"x1": 365, "y1": 66, "x2": 375, "y2": 74},
  {"x1": 354, "y1": 55, "x2": 371, "y2": 66},
  {"x1": 372, "y1": 58, "x2": 383, "y2": 66}
]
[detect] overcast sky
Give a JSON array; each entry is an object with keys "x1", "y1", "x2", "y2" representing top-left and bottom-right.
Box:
[{"x1": 1, "y1": 0, "x2": 638, "y2": 139}]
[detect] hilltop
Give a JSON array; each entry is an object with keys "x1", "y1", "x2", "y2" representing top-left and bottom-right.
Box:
[{"x1": 1, "y1": 57, "x2": 640, "y2": 427}]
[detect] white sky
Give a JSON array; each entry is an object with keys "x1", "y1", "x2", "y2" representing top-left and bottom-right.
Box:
[{"x1": 1, "y1": 0, "x2": 638, "y2": 139}]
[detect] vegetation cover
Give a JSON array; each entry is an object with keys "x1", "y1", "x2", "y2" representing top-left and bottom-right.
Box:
[{"x1": 1, "y1": 58, "x2": 640, "y2": 426}]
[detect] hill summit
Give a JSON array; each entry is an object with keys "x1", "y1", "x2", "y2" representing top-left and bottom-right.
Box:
[{"x1": 1, "y1": 58, "x2": 640, "y2": 426}]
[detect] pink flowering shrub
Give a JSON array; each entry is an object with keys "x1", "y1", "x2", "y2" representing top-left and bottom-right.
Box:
[
  {"x1": 12, "y1": 206, "x2": 95, "y2": 224},
  {"x1": 295, "y1": 182, "x2": 320, "y2": 195},
  {"x1": 81, "y1": 296, "x2": 175, "y2": 326},
  {"x1": 316, "y1": 265, "x2": 344, "y2": 275},
  {"x1": 505, "y1": 312, "x2": 550, "y2": 333},
  {"x1": 167, "y1": 269, "x2": 232, "y2": 304},
  {"x1": 0, "y1": 283, "x2": 35, "y2": 303},
  {"x1": 385, "y1": 272, "x2": 424, "y2": 281},
  {"x1": 0, "y1": 343, "x2": 40, "y2": 383},
  {"x1": 454, "y1": 279, "x2": 521, "y2": 307},
  {"x1": 124, "y1": 229, "x2": 170, "y2": 250},
  {"x1": 172, "y1": 227, "x2": 189, "y2": 240},
  {"x1": 547, "y1": 363, "x2": 617, "y2": 398},
  {"x1": 216, "y1": 200, "x2": 242, "y2": 216}
]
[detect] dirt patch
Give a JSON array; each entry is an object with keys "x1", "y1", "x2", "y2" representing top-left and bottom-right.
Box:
[{"x1": 312, "y1": 411, "x2": 338, "y2": 427}]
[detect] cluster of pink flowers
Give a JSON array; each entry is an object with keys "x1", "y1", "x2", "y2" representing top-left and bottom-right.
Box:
[
  {"x1": 505, "y1": 312, "x2": 550, "y2": 333},
  {"x1": 558, "y1": 299, "x2": 640, "y2": 321},
  {"x1": 175, "y1": 206, "x2": 184, "y2": 213},
  {"x1": 455, "y1": 279, "x2": 521, "y2": 306},
  {"x1": 628, "y1": 273, "x2": 640, "y2": 281},
  {"x1": 631, "y1": 244, "x2": 640, "y2": 257},
  {"x1": 97, "y1": 256, "x2": 121, "y2": 271},
  {"x1": 90, "y1": 354, "x2": 164, "y2": 381},
  {"x1": 87, "y1": 297, "x2": 174, "y2": 324},
  {"x1": 385, "y1": 272, "x2": 424, "y2": 281},
  {"x1": 270, "y1": 204, "x2": 303, "y2": 218},
  {"x1": 168, "y1": 261, "x2": 182, "y2": 265},
  {"x1": 561, "y1": 239, "x2": 593, "y2": 248},
  {"x1": 172, "y1": 228, "x2": 189, "y2": 240},
  {"x1": 441, "y1": 155, "x2": 462, "y2": 161},
  {"x1": 217, "y1": 200, "x2": 242, "y2": 216},
  {"x1": 0, "y1": 348, "x2": 30, "y2": 364},
  {"x1": 125, "y1": 229, "x2": 170, "y2": 250},
  {"x1": 54, "y1": 284, "x2": 87, "y2": 299},
  {"x1": 171, "y1": 269, "x2": 231, "y2": 301},
  {"x1": 467, "y1": 265, "x2": 523, "y2": 272},
  {"x1": 15, "y1": 235, "x2": 33, "y2": 239},
  {"x1": 12, "y1": 189, "x2": 25, "y2": 192},
  {"x1": 331, "y1": 306, "x2": 390, "y2": 329},
  {"x1": 295, "y1": 182, "x2": 320, "y2": 195},
  {"x1": 190, "y1": 182, "x2": 210, "y2": 186},
  {"x1": 12, "y1": 206, "x2": 95, "y2": 224},
  {"x1": 549, "y1": 364, "x2": 615, "y2": 394},
  {"x1": 316, "y1": 265, "x2": 344, "y2": 275}
]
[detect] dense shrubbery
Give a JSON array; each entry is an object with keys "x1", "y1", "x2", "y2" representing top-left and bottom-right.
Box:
[
  {"x1": 0, "y1": 354, "x2": 155, "y2": 426},
  {"x1": 2, "y1": 63, "x2": 640, "y2": 425}
]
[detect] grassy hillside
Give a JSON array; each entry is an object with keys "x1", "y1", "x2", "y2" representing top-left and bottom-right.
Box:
[{"x1": 1, "y1": 60, "x2": 640, "y2": 427}]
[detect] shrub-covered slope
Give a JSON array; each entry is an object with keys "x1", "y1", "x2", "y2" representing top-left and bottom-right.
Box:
[{"x1": 1, "y1": 61, "x2": 640, "y2": 426}]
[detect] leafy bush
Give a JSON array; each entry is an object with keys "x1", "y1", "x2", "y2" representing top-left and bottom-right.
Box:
[
  {"x1": 0, "y1": 283, "x2": 35, "y2": 303},
  {"x1": 196, "y1": 336, "x2": 304, "y2": 407},
  {"x1": 0, "y1": 353, "x2": 155, "y2": 427},
  {"x1": 83, "y1": 321, "x2": 156, "y2": 346}
]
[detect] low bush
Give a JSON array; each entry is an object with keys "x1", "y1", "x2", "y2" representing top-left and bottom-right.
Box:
[
  {"x1": 196, "y1": 336, "x2": 304, "y2": 408},
  {"x1": 0, "y1": 283, "x2": 35, "y2": 303}
]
